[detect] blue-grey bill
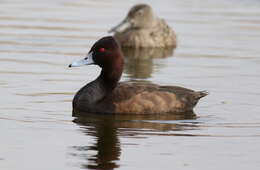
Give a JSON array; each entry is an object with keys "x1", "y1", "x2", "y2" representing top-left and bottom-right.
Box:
[{"x1": 69, "y1": 52, "x2": 94, "y2": 67}]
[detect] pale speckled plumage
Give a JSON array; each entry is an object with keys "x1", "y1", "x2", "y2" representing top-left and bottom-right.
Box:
[{"x1": 110, "y1": 4, "x2": 177, "y2": 48}]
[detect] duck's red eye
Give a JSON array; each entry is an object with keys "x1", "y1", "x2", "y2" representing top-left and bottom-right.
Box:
[{"x1": 99, "y1": 48, "x2": 105, "y2": 52}]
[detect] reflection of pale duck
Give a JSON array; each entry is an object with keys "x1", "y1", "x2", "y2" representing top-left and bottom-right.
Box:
[
  {"x1": 123, "y1": 47, "x2": 174, "y2": 59},
  {"x1": 69, "y1": 36, "x2": 207, "y2": 114},
  {"x1": 123, "y1": 47, "x2": 174, "y2": 79},
  {"x1": 109, "y1": 4, "x2": 177, "y2": 48}
]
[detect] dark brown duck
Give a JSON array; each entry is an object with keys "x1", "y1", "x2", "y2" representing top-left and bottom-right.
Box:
[{"x1": 69, "y1": 36, "x2": 207, "y2": 114}]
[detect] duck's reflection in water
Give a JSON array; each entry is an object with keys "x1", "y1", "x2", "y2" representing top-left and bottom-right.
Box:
[
  {"x1": 122, "y1": 47, "x2": 174, "y2": 79},
  {"x1": 73, "y1": 114, "x2": 120, "y2": 169},
  {"x1": 72, "y1": 111, "x2": 196, "y2": 169}
]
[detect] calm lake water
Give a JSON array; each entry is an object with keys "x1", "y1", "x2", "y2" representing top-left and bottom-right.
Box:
[{"x1": 1, "y1": 0, "x2": 260, "y2": 169}]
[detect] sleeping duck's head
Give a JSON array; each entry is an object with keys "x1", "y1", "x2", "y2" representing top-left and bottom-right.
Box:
[{"x1": 109, "y1": 4, "x2": 156, "y2": 33}]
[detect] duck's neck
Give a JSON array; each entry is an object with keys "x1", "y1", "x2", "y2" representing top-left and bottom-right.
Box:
[{"x1": 98, "y1": 58, "x2": 124, "y2": 91}]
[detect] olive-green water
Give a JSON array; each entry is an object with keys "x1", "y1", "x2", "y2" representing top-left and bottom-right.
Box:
[{"x1": 1, "y1": 0, "x2": 260, "y2": 169}]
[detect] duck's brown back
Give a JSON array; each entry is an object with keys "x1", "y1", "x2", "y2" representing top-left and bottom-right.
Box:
[{"x1": 111, "y1": 82, "x2": 207, "y2": 114}]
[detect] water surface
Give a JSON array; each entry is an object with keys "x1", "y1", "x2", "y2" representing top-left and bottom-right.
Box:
[{"x1": 1, "y1": 0, "x2": 260, "y2": 170}]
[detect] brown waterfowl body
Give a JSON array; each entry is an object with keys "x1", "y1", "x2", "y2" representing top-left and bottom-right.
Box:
[
  {"x1": 69, "y1": 36, "x2": 207, "y2": 114},
  {"x1": 109, "y1": 4, "x2": 177, "y2": 48}
]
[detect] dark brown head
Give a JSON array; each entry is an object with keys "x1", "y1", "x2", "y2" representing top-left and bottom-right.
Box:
[
  {"x1": 69, "y1": 36, "x2": 124, "y2": 87},
  {"x1": 109, "y1": 4, "x2": 156, "y2": 33},
  {"x1": 69, "y1": 36, "x2": 124, "y2": 69}
]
